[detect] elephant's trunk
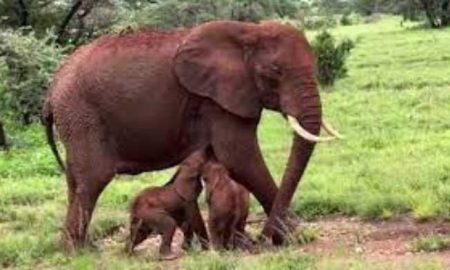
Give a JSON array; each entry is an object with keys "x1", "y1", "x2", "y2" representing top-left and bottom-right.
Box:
[{"x1": 262, "y1": 70, "x2": 322, "y2": 243}]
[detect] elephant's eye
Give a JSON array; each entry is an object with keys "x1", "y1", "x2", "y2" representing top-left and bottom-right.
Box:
[
  {"x1": 271, "y1": 64, "x2": 281, "y2": 73},
  {"x1": 270, "y1": 64, "x2": 282, "y2": 76}
]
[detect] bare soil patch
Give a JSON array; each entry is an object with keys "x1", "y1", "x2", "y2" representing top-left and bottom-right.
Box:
[
  {"x1": 98, "y1": 215, "x2": 450, "y2": 267},
  {"x1": 300, "y1": 216, "x2": 450, "y2": 267}
]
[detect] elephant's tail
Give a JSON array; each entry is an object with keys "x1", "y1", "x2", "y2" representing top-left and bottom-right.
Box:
[{"x1": 41, "y1": 100, "x2": 65, "y2": 172}]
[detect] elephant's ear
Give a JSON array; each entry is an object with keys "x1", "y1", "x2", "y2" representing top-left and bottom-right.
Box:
[{"x1": 174, "y1": 22, "x2": 262, "y2": 119}]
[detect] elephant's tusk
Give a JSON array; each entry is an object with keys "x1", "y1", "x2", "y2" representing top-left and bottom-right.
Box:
[
  {"x1": 287, "y1": 116, "x2": 336, "y2": 143},
  {"x1": 321, "y1": 119, "x2": 344, "y2": 139}
]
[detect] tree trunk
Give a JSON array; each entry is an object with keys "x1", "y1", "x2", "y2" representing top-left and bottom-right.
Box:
[
  {"x1": 17, "y1": 0, "x2": 29, "y2": 26},
  {"x1": 419, "y1": 0, "x2": 447, "y2": 28},
  {"x1": 0, "y1": 121, "x2": 7, "y2": 150},
  {"x1": 441, "y1": 0, "x2": 450, "y2": 26}
]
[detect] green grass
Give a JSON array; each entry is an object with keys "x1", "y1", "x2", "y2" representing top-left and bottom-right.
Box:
[
  {"x1": 1, "y1": 16, "x2": 450, "y2": 268},
  {"x1": 182, "y1": 249, "x2": 315, "y2": 270},
  {"x1": 411, "y1": 234, "x2": 450, "y2": 252},
  {"x1": 316, "y1": 256, "x2": 446, "y2": 270}
]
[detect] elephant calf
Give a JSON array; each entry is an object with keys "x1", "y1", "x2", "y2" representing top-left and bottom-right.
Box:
[
  {"x1": 202, "y1": 160, "x2": 251, "y2": 250},
  {"x1": 126, "y1": 151, "x2": 208, "y2": 260}
]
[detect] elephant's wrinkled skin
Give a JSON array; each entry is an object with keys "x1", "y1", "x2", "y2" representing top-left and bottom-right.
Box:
[
  {"x1": 127, "y1": 151, "x2": 208, "y2": 259},
  {"x1": 202, "y1": 160, "x2": 251, "y2": 250},
  {"x1": 42, "y1": 20, "x2": 333, "y2": 249}
]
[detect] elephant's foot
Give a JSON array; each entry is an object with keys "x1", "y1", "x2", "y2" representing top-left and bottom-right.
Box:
[
  {"x1": 159, "y1": 250, "x2": 180, "y2": 261},
  {"x1": 261, "y1": 221, "x2": 287, "y2": 246},
  {"x1": 59, "y1": 230, "x2": 90, "y2": 253},
  {"x1": 262, "y1": 212, "x2": 300, "y2": 246}
]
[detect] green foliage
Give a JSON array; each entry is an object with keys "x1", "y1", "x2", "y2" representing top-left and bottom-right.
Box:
[
  {"x1": 340, "y1": 12, "x2": 363, "y2": 26},
  {"x1": 0, "y1": 231, "x2": 58, "y2": 267},
  {"x1": 0, "y1": 125, "x2": 62, "y2": 177},
  {"x1": 304, "y1": 15, "x2": 338, "y2": 30},
  {"x1": 294, "y1": 226, "x2": 320, "y2": 245},
  {"x1": 419, "y1": 0, "x2": 450, "y2": 28},
  {"x1": 112, "y1": 0, "x2": 303, "y2": 31},
  {"x1": 349, "y1": 0, "x2": 449, "y2": 28},
  {"x1": 0, "y1": 0, "x2": 116, "y2": 45},
  {"x1": 312, "y1": 0, "x2": 352, "y2": 15},
  {"x1": 113, "y1": 0, "x2": 222, "y2": 30},
  {"x1": 340, "y1": 12, "x2": 353, "y2": 25},
  {"x1": 311, "y1": 30, "x2": 354, "y2": 86},
  {"x1": 411, "y1": 234, "x2": 450, "y2": 252},
  {"x1": 0, "y1": 29, "x2": 66, "y2": 124},
  {"x1": 0, "y1": 0, "x2": 68, "y2": 37},
  {"x1": 182, "y1": 250, "x2": 315, "y2": 270}
]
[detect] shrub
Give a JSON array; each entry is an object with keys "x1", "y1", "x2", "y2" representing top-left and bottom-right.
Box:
[
  {"x1": 0, "y1": 29, "x2": 67, "y2": 124},
  {"x1": 304, "y1": 15, "x2": 337, "y2": 30},
  {"x1": 340, "y1": 13, "x2": 353, "y2": 26},
  {"x1": 340, "y1": 12, "x2": 363, "y2": 26},
  {"x1": 113, "y1": 1, "x2": 218, "y2": 30},
  {"x1": 311, "y1": 30, "x2": 355, "y2": 86},
  {"x1": 112, "y1": 0, "x2": 280, "y2": 31},
  {"x1": 418, "y1": 0, "x2": 450, "y2": 28},
  {"x1": 363, "y1": 13, "x2": 383, "y2": 24},
  {"x1": 411, "y1": 234, "x2": 450, "y2": 252}
]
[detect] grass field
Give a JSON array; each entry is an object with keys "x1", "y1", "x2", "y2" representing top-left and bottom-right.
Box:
[{"x1": 0, "y1": 16, "x2": 449, "y2": 269}]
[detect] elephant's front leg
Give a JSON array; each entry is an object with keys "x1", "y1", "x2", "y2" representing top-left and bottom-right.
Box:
[
  {"x1": 185, "y1": 202, "x2": 209, "y2": 249},
  {"x1": 180, "y1": 221, "x2": 194, "y2": 250},
  {"x1": 206, "y1": 106, "x2": 282, "y2": 244}
]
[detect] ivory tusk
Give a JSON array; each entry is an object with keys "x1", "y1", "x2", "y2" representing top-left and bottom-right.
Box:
[
  {"x1": 287, "y1": 116, "x2": 336, "y2": 143},
  {"x1": 321, "y1": 119, "x2": 344, "y2": 139}
]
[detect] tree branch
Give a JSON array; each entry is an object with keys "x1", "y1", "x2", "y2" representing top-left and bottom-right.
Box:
[
  {"x1": 17, "y1": 0, "x2": 29, "y2": 26},
  {"x1": 0, "y1": 121, "x2": 8, "y2": 150},
  {"x1": 56, "y1": 0, "x2": 83, "y2": 44}
]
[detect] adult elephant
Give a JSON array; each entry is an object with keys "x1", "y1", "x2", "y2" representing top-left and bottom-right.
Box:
[{"x1": 42, "y1": 20, "x2": 340, "y2": 249}]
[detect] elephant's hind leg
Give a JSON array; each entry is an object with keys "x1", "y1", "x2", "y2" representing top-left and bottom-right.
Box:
[
  {"x1": 127, "y1": 218, "x2": 153, "y2": 253},
  {"x1": 62, "y1": 128, "x2": 115, "y2": 250}
]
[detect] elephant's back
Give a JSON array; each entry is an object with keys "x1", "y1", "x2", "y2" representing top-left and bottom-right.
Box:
[
  {"x1": 49, "y1": 29, "x2": 202, "y2": 171},
  {"x1": 50, "y1": 29, "x2": 188, "y2": 101}
]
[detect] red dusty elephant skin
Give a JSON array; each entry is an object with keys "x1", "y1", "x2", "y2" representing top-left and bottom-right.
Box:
[{"x1": 41, "y1": 20, "x2": 341, "y2": 249}]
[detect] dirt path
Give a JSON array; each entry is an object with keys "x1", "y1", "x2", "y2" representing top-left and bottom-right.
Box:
[
  {"x1": 100, "y1": 216, "x2": 450, "y2": 267},
  {"x1": 300, "y1": 217, "x2": 450, "y2": 267}
]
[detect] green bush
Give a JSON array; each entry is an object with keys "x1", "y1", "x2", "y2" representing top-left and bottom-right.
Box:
[
  {"x1": 304, "y1": 15, "x2": 337, "y2": 30},
  {"x1": 411, "y1": 234, "x2": 450, "y2": 252},
  {"x1": 312, "y1": 30, "x2": 354, "y2": 86},
  {"x1": 340, "y1": 12, "x2": 363, "y2": 26},
  {"x1": 0, "y1": 29, "x2": 67, "y2": 124},
  {"x1": 340, "y1": 13, "x2": 353, "y2": 26},
  {"x1": 112, "y1": 0, "x2": 303, "y2": 32}
]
